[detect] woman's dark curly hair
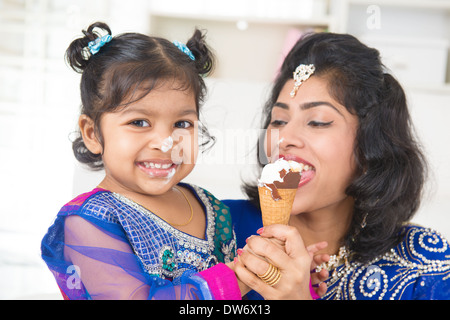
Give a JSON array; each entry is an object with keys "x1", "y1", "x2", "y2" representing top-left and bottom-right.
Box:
[
  {"x1": 243, "y1": 32, "x2": 428, "y2": 263},
  {"x1": 66, "y1": 22, "x2": 215, "y2": 170}
]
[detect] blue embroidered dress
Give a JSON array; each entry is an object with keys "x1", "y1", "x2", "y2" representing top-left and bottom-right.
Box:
[
  {"x1": 41, "y1": 183, "x2": 236, "y2": 300},
  {"x1": 224, "y1": 199, "x2": 450, "y2": 300}
]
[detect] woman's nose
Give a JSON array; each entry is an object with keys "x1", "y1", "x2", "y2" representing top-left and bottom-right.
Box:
[{"x1": 278, "y1": 124, "x2": 305, "y2": 151}]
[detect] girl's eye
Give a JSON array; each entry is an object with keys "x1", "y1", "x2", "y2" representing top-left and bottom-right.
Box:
[
  {"x1": 175, "y1": 121, "x2": 193, "y2": 129},
  {"x1": 308, "y1": 120, "x2": 334, "y2": 127},
  {"x1": 130, "y1": 120, "x2": 150, "y2": 127}
]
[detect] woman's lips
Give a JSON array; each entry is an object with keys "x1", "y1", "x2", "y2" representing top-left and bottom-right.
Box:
[
  {"x1": 298, "y1": 169, "x2": 315, "y2": 188},
  {"x1": 136, "y1": 160, "x2": 178, "y2": 178}
]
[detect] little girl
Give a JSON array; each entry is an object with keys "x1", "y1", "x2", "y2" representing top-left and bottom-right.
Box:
[{"x1": 41, "y1": 22, "x2": 239, "y2": 300}]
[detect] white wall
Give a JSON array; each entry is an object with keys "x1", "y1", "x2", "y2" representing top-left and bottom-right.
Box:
[
  {"x1": 407, "y1": 90, "x2": 450, "y2": 238},
  {"x1": 1, "y1": 0, "x2": 449, "y2": 299}
]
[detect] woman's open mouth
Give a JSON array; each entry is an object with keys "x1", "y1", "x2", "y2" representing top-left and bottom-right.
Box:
[{"x1": 278, "y1": 154, "x2": 316, "y2": 188}]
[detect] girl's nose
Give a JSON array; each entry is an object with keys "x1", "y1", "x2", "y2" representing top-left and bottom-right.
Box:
[{"x1": 148, "y1": 129, "x2": 173, "y2": 152}]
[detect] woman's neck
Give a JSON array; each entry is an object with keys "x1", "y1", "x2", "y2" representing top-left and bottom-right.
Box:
[{"x1": 288, "y1": 196, "x2": 354, "y2": 256}]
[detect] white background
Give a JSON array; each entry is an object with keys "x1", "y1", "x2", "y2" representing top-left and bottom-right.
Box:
[{"x1": 1, "y1": 0, "x2": 449, "y2": 299}]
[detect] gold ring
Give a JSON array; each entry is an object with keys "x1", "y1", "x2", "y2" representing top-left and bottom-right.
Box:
[{"x1": 258, "y1": 264, "x2": 282, "y2": 287}]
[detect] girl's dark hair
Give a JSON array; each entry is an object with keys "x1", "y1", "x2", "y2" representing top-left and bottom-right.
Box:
[
  {"x1": 66, "y1": 22, "x2": 215, "y2": 170},
  {"x1": 243, "y1": 32, "x2": 428, "y2": 263}
]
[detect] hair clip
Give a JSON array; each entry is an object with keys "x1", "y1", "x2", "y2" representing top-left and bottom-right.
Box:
[
  {"x1": 173, "y1": 40, "x2": 195, "y2": 61},
  {"x1": 290, "y1": 64, "x2": 315, "y2": 98},
  {"x1": 88, "y1": 34, "x2": 112, "y2": 55}
]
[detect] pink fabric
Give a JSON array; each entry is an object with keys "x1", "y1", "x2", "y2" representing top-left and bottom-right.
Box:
[
  {"x1": 274, "y1": 28, "x2": 304, "y2": 77},
  {"x1": 65, "y1": 188, "x2": 104, "y2": 206},
  {"x1": 199, "y1": 263, "x2": 241, "y2": 300},
  {"x1": 310, "y1": 280, "x2": 320, "y2": 300},
  {"x1": 199, "y1": 263, "x2": 318, "y2": 300}
]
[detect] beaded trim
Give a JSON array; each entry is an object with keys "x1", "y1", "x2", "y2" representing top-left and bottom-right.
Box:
[
  {"x1": 110, "y1": 184, "x2": 218, "y2": 279},
  {"x1": 320, "y1": 226, "x2": 450, "y2": 300}
]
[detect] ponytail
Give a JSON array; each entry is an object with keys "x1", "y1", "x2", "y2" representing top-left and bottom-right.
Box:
[
  {"x1": 186, "y1": 28, "x2": 215, "y2": 76},
  {"x1": 65, "y1": 22, "x2": 112, "y2": 73}
]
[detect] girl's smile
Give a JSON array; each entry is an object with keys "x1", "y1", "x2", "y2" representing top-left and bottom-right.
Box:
[{"x1": 136, "y1": 159, "x2": 178, "y2": 178}]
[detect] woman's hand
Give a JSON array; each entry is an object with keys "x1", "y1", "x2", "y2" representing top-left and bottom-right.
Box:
[
  {"x1": 306, "y1": 241, "x2": 329, "y2": 297},
  {"x1": 233, "y1": 224, "x2": 328, "y2": 300}
]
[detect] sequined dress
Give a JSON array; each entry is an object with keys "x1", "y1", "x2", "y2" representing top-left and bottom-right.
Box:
[
  {"x1": 225, "y1": 199, "x2": 450, "y2": 300},
  {"x1": 41, "y1": 183, "x2": 237, "y2": 300},
  {"x1": 320, "y1": 224, "x2": 450, "y2": 300}
]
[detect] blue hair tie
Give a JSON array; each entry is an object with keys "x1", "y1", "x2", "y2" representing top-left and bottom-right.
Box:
[
  {"x1": 88, "y1": 34, "x2": 112, "y2": 55},
  {"x1": 173, "y1": 40, "x2": 195, "y2": 61}
]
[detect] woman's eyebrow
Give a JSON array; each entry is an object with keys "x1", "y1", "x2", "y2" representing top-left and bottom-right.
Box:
[
  {"x1": 273, "y1": 102, "x2": 289, "y2": 109},
  {"x1": 273, "y1": 101, "x2": 343, "y2": 116},
  {"x1": 300, "y1": 101, "x2": 343, "y2": 116}
]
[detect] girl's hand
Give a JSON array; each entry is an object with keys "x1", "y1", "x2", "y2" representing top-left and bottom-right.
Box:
[
  {"x1": 234, "y1": 224, "x2": 323, "y2": 300},
  {"x1": 225, "y1": 260, "x2": 252, "y2": 297}
]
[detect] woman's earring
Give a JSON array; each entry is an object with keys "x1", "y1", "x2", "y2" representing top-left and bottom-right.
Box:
[
  {"x1": 361, "y1": 212, "x2": 368, "y2": 229},
  {"x1": 351, "y1": 212, "x2": 368, "y2": 244}
]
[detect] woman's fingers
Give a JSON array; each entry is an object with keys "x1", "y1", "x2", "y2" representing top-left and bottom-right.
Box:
[
  {"x1": 310, "y1": 267, "x2": 328, "y2": 284},
  {"x1": 257, "y1": 224, "x2": 309, "y2": 260},
  {"x1": 233, "y1": 254, "x2": 278, "y2": 296},
  {"x1": 238, "y1": 244, "x2": 275, "y2": 276},
  {"x1": 306, "y1": 241, "x2": 328, "y2": 256},
  {"x1": 244, "y1": 236, "x2": 291, "y2": 268}
]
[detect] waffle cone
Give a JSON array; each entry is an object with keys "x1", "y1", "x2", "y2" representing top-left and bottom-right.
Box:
[{"x1": 258, "y1": 186, "x2": 296, "y2": 226}]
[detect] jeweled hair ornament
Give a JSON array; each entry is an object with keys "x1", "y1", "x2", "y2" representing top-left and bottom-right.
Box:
[
  {"x1": 290, "y1": 64, "x2": 315, "y2": 98},
  {"x1": 88, "y1": 34, "x2": 112, "y2": 55},
  {"x1": 173, "y1": 40, "x2": 196, "y2": 61}
]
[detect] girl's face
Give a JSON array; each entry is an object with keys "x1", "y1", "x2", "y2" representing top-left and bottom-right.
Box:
[
  {"x1": 265, "y1": 76, "x2": 359, "y2": 216},
  {"x1": 87, "y1": 82, "x2": 198, "y2": 196}
]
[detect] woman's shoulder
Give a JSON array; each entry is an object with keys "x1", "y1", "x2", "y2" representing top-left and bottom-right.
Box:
[
  {"x1": 388, "y1": 224, "x2": 450, "y2": 299},
  {"x1": 323, "y1": 224, "x2": 450, "y2": 300},
  {"x1": 397, "y1": 223, "x2": 450, "y2": 261}
]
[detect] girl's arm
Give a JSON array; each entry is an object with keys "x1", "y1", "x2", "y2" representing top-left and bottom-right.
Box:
[{"x1": 58, "y1": 215, "x2": 238, "y2": 300}]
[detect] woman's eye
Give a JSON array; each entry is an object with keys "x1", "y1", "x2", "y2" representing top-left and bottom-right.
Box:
[
  {"x1": 308, "y1": 120, "x2": 334, "y2": 127},
  {"x1": 269, "y1": 119, "x2": 287, "y2": 127},
  {"x1": 130, "y1": 120, "x2": 150, "y2": 127},
  {"x1": 175, "y1": 121, "x2": 193, "y2": 129}
]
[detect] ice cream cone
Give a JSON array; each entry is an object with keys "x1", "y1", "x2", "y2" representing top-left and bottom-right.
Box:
[{"x1": 258, "y1": 186, "x2": 296, "y2": 226}]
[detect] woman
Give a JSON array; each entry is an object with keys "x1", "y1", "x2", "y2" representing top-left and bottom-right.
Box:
[{"x1": 227, "y1": 32, "x2": 450, "y2": 300}]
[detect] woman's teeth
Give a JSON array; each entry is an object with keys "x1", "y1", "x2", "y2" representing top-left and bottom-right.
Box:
[
  {"x1": 298, "y1": 163, "x2": 314, "y2": 172},
  {"x1": 142, "y1": 162, "x2": 173, "y2": 169}
]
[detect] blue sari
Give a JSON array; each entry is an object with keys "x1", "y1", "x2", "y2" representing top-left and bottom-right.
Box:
[{"x1": 224, "y1": 199, "x2": 450, "y2": 300}]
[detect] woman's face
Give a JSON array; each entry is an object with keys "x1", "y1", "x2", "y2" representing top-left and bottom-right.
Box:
[{"x1": 265, "y1": 76, "x2": 359, "y2": 215}]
